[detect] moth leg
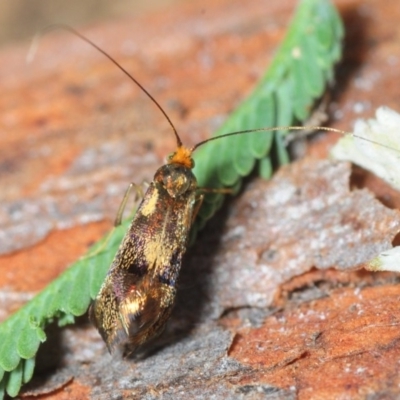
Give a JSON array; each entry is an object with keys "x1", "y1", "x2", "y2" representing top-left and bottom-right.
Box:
[
  {"x1": 191, "y1": 194, "x2": 204, "y2": 223},
  {"x1": 83, "y1": 182, "x2": 147, "y2": 260},
  {"x1": 114, "y1": 182, "x2": 147, "y2": 226},
  {"x1": 198, "y1": 187, "x2": 233, "y2": 194},
  {"x1": 191, "y1": 186, "x2": 233, "y2": 224}
]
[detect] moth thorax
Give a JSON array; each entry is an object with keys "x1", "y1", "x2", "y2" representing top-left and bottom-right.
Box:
[{"x1": 160, "y1": 164, "x2": 196, "y2": 198}]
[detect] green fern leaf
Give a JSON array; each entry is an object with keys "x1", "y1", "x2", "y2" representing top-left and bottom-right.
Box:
[
  {"x1": 5, "y1": 361, "x2": 23, "y2": 398},
  {"x1": 22, "y1": 358, "x2": 35, "y2": 385}
]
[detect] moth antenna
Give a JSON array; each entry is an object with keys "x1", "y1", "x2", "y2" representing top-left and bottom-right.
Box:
[
  {"x1": 191, "y1": 125, "x2": 398, "y2": 154},
  {"x1": 27, "y1": 23, "x2": 182, "y2": 148}
]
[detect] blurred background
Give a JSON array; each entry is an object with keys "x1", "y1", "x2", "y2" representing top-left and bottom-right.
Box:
[{"x1": 0, "y1": 0, "x2": 183, "y2": 47}]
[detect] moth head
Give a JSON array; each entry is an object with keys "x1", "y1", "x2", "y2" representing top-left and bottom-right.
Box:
[{"x1": 168, "y1": 145, "x2": 194, "y2": 169}]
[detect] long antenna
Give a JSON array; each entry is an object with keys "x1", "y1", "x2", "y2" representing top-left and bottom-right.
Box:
[
  {"x1": 190, "y1": 126, "x2": 399, "y2": 154},
  {"x1": 27, "y1": 24, "x2": 182, "y2": 147}
]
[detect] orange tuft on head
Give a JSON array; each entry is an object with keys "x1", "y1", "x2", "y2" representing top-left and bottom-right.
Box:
[{"x1": 168, "y1": 146, "x2": 194, "y2": 169}]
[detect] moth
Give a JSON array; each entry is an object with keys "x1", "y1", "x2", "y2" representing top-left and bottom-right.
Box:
[{"x1": 90, "y1": 136, "x2": 202, "y2": 354}]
